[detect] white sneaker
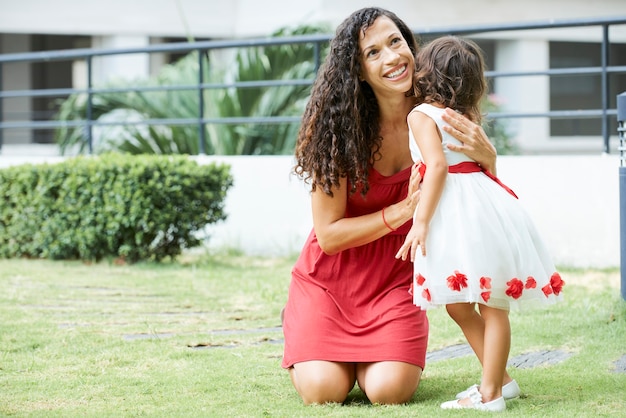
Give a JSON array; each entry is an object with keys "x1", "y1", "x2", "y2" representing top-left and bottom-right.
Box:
[
  {"x1": 455, "y1": 379, "x2": 520, "y2": 400},
  {"x1": 442, "y1": 387, "x2": 506, "y2": 412}
]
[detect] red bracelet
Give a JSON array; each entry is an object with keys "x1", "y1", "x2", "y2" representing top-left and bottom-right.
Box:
[{"x1": 382, "y1": 207, "x2": 396, "y2": 232}]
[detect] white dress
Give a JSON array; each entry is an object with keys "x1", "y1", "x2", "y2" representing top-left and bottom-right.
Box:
[{"x1": 408, "y1": 103, "x2": 564, "y2": 311}]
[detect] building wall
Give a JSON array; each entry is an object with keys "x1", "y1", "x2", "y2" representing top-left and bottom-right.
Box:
[
  {"x1": 0, "y1": 0, "x2": 624, "y2": 38},
  {"x1": 0, "y1": 1, "x2": 625, "y2": 151},
  {"x1": 0, "y1": 34, "x2": 31, "y2": 143}
]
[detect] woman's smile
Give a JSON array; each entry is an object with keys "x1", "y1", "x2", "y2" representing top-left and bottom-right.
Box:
[{"x1": 384, "y1": 64, "x2": 408, "y2": 80}]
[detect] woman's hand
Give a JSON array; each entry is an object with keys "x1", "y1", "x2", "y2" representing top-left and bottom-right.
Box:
[
  {"x1": 407, "y1": 161, "x2": 422, "y2": 200},
  {"x1": 441, "y1": 108, "x2": 497, "y2": 174},
  {"x1": 380, "y1": 162, "x2": 422, "y2": 235},
  {"x1": 401, "y1": 162, "x2": 423, "y2": 220},
  {"x1": 311, "y1": 163, "x2": 422, "y2": 255}
]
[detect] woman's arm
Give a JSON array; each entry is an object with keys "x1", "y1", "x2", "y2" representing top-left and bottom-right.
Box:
[
  {"x1": 441, "y1": 108, "x2": 498, "y2": 174},
  {"x1": 312, "y1": 165, "x2": 421, "y2": 255}
]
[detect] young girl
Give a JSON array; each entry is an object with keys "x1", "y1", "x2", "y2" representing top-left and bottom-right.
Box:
[{"x1": 396, "y1": 36, "x2": 565, "y2": 412}]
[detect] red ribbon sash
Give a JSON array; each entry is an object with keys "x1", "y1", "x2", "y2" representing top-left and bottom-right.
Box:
[{"x1": 418, "y1": 161, "x2": 518, "y2": 199}]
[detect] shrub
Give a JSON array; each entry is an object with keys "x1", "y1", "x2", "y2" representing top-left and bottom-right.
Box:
[
  {"x1": 482, "y1": 94, "x2": 519, "y2": 155},
  {"x1": 0, "y1": 154, "x2": 233, "y2": 262}
]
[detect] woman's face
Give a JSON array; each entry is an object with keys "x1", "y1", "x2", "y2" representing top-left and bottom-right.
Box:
[{"x1": 358, "y1": 16, "x2": 414, "y2": 97}]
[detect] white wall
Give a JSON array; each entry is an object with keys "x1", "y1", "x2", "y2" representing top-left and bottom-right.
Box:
[
  {"x1": 196, "y1": 155, "x2": 313, "y2": 256},
  {"x1": 0, "y1": 153, "x2": 626, "y2": 268},
  {"x1": 496, "y1": 155, "x2": 620, "y2": 268},
  {"x1": 0, "y1": 152, "x2": 620, "y2": 269},
  {"x1": 91, "y1": 36, "x2": 151, "y2": 85},
  {"x1": 195, "y1": 155, "x2": 620, "y2": 269},
  {"x1": 495, "y1": 40, "x2": 551, "y2": 152}
]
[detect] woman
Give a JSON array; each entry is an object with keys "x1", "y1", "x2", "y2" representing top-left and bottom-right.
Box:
[{"x1": 282, "y1": 7, "x2": 498, "y2": 405}]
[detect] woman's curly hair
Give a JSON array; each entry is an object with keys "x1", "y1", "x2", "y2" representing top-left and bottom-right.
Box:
[
  {"x1": 413, "y1": 36, "x2": 487, "y2": 123},
  {"x1": 293, "y1": 7, "x2": 419, "y2": 196}
]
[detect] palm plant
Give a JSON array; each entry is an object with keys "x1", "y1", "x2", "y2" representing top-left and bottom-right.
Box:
[
  {"x1": 54, "y1": 25, "x2": 329, "y2": 155},
  {"x1": 55, "y1": 27, "x2": 516, "y2": 156}
]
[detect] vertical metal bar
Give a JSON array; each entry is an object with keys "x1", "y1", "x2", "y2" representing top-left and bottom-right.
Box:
[
  {"x1": 197, "y1": 49, "x2": 206, "y2": 155},
  {"x1": 618, "y1": 92, "x2": 626, "y2": 301},
  {"x1": 86, "y1": 55, "x2": 93, "y2": 154},
  {"x1": 313, "y1": 42, "x2": 321, "y2": 74},
  {"x1": 601, "y1": 24, "x2": 609, "y2": 154},
  {"x1": 0, "y1": 62, "x2": 3, "y2": 153}
]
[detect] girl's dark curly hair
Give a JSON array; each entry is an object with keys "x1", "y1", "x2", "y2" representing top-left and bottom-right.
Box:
[
  {"x1": 294, "y1": 7, "x2": 419, "y2": 196},
  {"x1": 413, "y1": 36, "x2": 487, "y2": 123}
]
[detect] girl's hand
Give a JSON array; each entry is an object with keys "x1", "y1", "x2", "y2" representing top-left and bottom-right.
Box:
[
  {"x1": 441, "y1": 108, "x2": 497, "y2": 174},
  {"x1": 396, "y1": 222, "x2": 428, "y2": 261}
]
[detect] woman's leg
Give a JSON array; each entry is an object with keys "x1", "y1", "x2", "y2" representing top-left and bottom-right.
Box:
[
  {"x1": 356, "y1": 361, "x2": 422, "y2": 405},
  {"x1": 289, "y1": 360, "x2": 356, "y2": 405},
  {"x1": 476, "y1": 304, "x2": 510, "y2": 402},
  {"x1": 446, "y1": 303, "x2": 514, "y2": 386}
]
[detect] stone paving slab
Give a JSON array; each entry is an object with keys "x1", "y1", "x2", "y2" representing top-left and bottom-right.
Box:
[
  {"x1": 121, "y1": 327, "x2": 625, "y2": 374},
  {"x1": 508, "y1": 349, "x2": 572, "y2": 369},
  {"x1": 121, "y1": 326, "x2": 282, "y2": 341},
  {"x1": 612, "y1": 354, "x2": 626, "y2": 373},
  {"x1": 426, "y1": 343, "x2": 574, "y2": 370},
  {"x1": 426, "y1": 344, "x2": 473, "y2": 362}
]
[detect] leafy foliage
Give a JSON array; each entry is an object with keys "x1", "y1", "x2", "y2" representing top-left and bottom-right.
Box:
[
  {"x1": 54, "y1": 26, "x2": 515, "y2": 156},
  {"x1": 54, "y1": 25, "x2": 330, "y2": 156},
  {"x1": 0, "y1": 154, "x2": 233, "y2": 262},
  {"x1": 482, "y1": 94, "x2": 519, "y2": 155}
]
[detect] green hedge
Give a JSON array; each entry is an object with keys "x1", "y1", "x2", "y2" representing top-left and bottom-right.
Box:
[{"x1": 0, "y1": 154, "x2": 233, "y2": 262}]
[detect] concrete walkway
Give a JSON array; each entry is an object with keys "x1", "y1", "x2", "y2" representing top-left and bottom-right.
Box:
[{"x1": 122, "y1": 326, "x2": 626, "y2": 373}]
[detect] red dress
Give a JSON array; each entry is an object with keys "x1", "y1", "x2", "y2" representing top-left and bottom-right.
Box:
[{"x1": 281, "y1": 166, "x2": 429, "y2": 369}]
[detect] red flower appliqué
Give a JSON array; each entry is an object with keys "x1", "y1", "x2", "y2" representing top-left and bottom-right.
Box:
[
  {"x1": 422, "y1": 288, "x2": 432, "y2": 302},
  {"x1": 542, "y1": 284, "x2": 553, "y2": 296},
  {"x1": 542, "y1": 272, "x2": 565, "y2": 297},
  {"x1": 415, "y1": 273, "x2": 426, "y2": 286},
  {"x1": 447, "y1": 271, "x2": 468, "y2": 292},
  {"x1": 480, "y1": 276, "x2": 492, "y2": 290},
  {"x1": 551, "y1": 272, "x2": 565, "y2": 296},
  {"x1": 525, "y1": 277, "x2": 537, "y2": 289},
  {"x1": 506, "y1": 278, "x2": 524, "y2": 299},
  {"x1": 481, "y1": 291, "x2": 491, "y2": 303}
]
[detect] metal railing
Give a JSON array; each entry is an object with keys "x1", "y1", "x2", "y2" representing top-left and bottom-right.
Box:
[
  {"x1": 617, "y1": 91, "x2": 626, "y2": 300},
  {"x1": 0, "y1": 15, "x2": 625, "y2": 154}
]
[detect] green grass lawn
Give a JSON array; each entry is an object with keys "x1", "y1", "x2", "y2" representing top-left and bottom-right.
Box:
[{"x1": 1, "y1": 253, "x2": 624, "y2": 417}]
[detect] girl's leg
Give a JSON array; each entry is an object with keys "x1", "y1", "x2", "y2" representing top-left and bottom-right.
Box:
[
  {"x1": 446, "y1": 303, "x2": 485, "y2": 361},
  {"x1": 446, "y1": 303, "x2": 514, "y2": 386},
  {"x1": 356, "y1": 361, "x2": 422, "y2": 405},
  {"x1": 289, "y1": 360, "x2": 355, "y2": 405},
  {"x1": 476, "y1": 304, "x2": 511, "y2": 402}
]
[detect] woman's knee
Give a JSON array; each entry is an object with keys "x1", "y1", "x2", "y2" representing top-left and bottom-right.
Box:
[
  {"x1": 289, "y1": 361, "x2": 355, "y2": 405},
  {"x1": 357, "y1": 362, "x2": 422, "y2": 405}
]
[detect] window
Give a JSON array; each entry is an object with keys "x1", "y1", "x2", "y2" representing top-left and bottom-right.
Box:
[{"x1": 550, "y1": 41, "x2": 626, "y2": 137}]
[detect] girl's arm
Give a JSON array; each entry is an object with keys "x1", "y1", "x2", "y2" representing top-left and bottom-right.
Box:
[
  {"x1": 441, "y1": 108, "x2": 498, "y2": 174},
  {"x1": 312, "y1": 164, "x2": 422, "y2": 255},
  {"x1": 396, "y1": 111, "x2": 447, "y2": 261}
]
